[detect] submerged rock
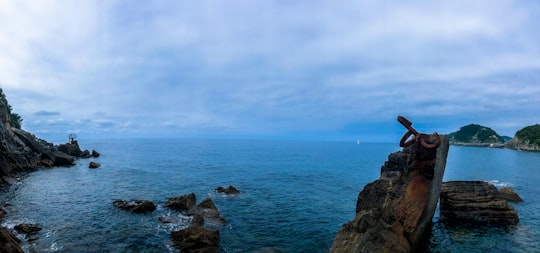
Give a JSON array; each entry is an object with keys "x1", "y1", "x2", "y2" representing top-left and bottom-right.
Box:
[
  {"x1": 165, "y1": 193, "x2": 196, "y2": 211},
  {"x1": 440, "y1": 181, "x2": 519, "y2": 225},
  {"x1": 88, "y1": 162, "x2": 101, "y2": 169},
  {"x1": 14, "y1": 224, "x2": 42, "y2": 234},
  {"x1": 188, "y1": 198, "x2": 226, "y2": 226},
  {"x1": 171, "y1": 226, "x2": 220, "y2": 253},
  {"x1": 113, "y1": 200, "x2": 156, "y2": 214},
  {"x1": 215, "y1": 185, "x2": 240, "y2": 195},
  {"x1": 331, "y1": 133, "x2": 449, "y2": 253}
]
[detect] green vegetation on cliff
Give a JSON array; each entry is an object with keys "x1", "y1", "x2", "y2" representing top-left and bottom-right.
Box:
[
  {"x1": 506, "y1": 124, "x2": 540, "y2": 151},
  {"x1": 0, "y1": 87, "x2": 23, "y2": 129},
  {"x1": 449, "y1": 124, "x2": 503, "y2": 144}
]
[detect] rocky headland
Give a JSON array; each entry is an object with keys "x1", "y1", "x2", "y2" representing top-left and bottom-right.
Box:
[
  {"x1": 0, "y1": 89, "x2": 100, "y2": 252},
  {"x1": 449, "y1": 123, "x2": 540, "y2": 151},
  {"x1": 331, "y1": 117, "x2": 449, "y2": 253}
]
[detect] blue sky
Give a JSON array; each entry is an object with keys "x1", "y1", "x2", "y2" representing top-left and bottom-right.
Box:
[{"x1": 1, "y1": 0, "x2": 539, "y2": 143}]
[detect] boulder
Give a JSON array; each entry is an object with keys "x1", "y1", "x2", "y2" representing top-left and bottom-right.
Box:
[
  {"x1": 330, "y1": 134, "x2": 449, "y2": 253},
  {"x1": 0, "y1": 226, "x2": 23, "y2": 253},
  {"x1": 80, "y1": 150, "x2": 91, "y2": 158},
  {"x1": 57, "y1": 141, "x2": 83, "y2": 157},
  {"x1": 14, "y1": 224, "x2": 42, "y2": 234},
  {"x1": 440, "y1": 181, "x2": 519, "y2": 225},
  {"x1": 52, "y1": 151, "x2": 75, "y2": 166},
  {"x1": 89, "y1": 162, "x2": 101, "y2": 169},
  {"x1": 91, "y1": 150, "x2": 100, "y2": 158},
  {"x1": 165, "y1": 193, "x2": 196, "y2": 211},
  {"x1": 498, "y1": 187, "x2": 523, "y2": 203},
  {"x1": 188, "y1": 198, "x2": 226, "y2": 226},
  {"x1": 171, "y1": 226, "x2": 220, "y2": 253},
  {"x1": 215, "y1": 185, "x2": 240, "y2": 195},
  {"x1": 113, "y1": 200, "x2": 156, "y2": 214}
]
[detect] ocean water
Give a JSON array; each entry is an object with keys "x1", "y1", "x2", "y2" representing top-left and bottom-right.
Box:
[{"x1": 1, "y1": 139, "x2": 539, "y2": 252}]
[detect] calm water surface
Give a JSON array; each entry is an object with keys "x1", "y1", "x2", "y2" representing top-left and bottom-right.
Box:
[{"x1": 1, "y1": 139, "x2": 539, "y2": 252}]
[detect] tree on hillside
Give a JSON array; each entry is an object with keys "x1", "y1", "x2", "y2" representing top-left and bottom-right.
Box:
[
  {"x1": 515, "y1": 124, "x2": 540, "y2": 146},
  {"x1": 448, "y1": 124, "x2": 503, "y2": 143},
  {"x1": 0, "y1": 87, "x2": 23, "y2": 129}
]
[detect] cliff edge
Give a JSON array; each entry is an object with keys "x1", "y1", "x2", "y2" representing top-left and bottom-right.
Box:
[{"x1": 331, "y1": 117, "x2": 449, "y2": 253}]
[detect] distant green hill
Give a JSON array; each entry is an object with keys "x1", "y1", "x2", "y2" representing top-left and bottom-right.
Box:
[
  {"x1": 506, "y1": 124, "x2": 540, "y2": 151},
  {"x1": 448, "y1": 124, "x2": 503, "y2": 144}
]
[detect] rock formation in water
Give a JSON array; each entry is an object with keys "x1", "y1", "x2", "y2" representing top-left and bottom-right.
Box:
[
  {"x1": 112, "y1": 200, "x2": 157, "y2": 214},
  {"x1": 331, "y1": 117, "x2": 449, "y2": 253},
  {"x1": 171, "y1": 226, "x2": 220, "y2": 253},
  {"x1": 215, "y1": 185, "x2": 240, "y2": 195},
  {"x1": 440, "y1": 181, "x2": 519, "y2": 225}
]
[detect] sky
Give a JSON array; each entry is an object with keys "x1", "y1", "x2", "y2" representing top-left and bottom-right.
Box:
[{"x1": 1, "y1": 0, "x2": 539, "y2": 143}]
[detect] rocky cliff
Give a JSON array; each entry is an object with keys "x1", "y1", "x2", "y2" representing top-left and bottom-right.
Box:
[
  {"x1": 330, "y1": 131, "x2": 449, "y2": 252},
  {"x1": 0, "y1": 90, "x2": 91, "y2": 252}
]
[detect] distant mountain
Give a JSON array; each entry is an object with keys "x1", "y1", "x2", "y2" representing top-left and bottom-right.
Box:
[
  {"x1": 506, "y1": 124, "x2": 540, "y2": 151},
  {"x1": 448, "y1": 124, "x2": 504, "y2": 144}
]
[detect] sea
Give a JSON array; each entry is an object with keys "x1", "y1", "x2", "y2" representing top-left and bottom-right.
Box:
[{"x1": 1, "y1": 139, "x2": 539, "y2": 253}]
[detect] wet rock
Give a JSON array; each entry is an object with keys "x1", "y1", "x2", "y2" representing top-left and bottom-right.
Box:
[
  {"x1": 0, "y1": 226, "x2": 23, "y2": 253},
  {"x1": 171, "y1": 226, "x2": 220, "y2": 253},
  {"x1": 215, "y1": 185, "x2": 240, "y2": 195},
  {"x1": 158, "y1": 216, "x2": 173, "y2": 224},
  {"x1": 91, "y1": 150, "x2": 100, "y2": 158},
  {"x1": 89, "y1": 162, "x2": 101, "y2": 169},
  {"x1": 165, "y1": 193, "x2": 196, "y2": 211},
  {"x1": 113, "y1": 200, "x2": 156, "y2": 214},
  {"x1": 80, "y1": 150, "x2": 91, "y2": 158},
  {"x1": 440, "y1": 181, "x2": 519, "y2": 225},
  {"x1": 52, "y1": 151, "x2": 75, "y2": 166},
  {"x1": 498, "y1": 187, "x2": 523, "y2": 203},
  {"x1": 0, "y1": 208, "x2": 6, "y2": 220},
  {"x1": 190, "y1": 214, "x2": 204, "y2": 226},
  {"x1": 331, "y1": 135, "x2": 449, "y2": 253},
  {"x1": 14, "y1": 224, "x2": 42, "y2": 234},
  {"x1": 188, "y1": 198, "x2": 225, "y2": 226}
]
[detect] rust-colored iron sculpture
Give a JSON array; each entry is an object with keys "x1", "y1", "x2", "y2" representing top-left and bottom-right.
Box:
[{"x1": 398, "y1": 116, "x2": 440, "y2": 149}]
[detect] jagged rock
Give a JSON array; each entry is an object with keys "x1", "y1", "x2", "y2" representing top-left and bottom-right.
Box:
[
  {"x1": 14, "y1": 224, "x2": 42, "y2": 234},
  {"x1": 0, "y1": 226, "x2": 23, "y2": 253},
  {"x1": 80, "y1": 150, "x2": 91, "y2": 158},
  {"x1": 57, "y1": 141, "x2": 83, "y2": 157},
  {"x1": 171, "y1": 226, "x2": 220, "y2": 253},
  {"x1": 190, "y1": 214, "x2": 205, "y2": 226},
  {"x1": 52, "y1": 151, "x2": 75, "y2": 166},
  {"x1": 165, "y1": 193, "x2": 196, "y2": 211},
  {"x1": 215, "y1": 185, "x2": 240, "y2": 195},
  {"x1": 113, "y1": 200, "x2": 156, "y2": 214},
  {"x1": 89, "y1": 162, "x2": 101, "y2": 169},
  {"x1": 330, "y1": 135, "x2": 449, "y2": 253},
  {"x1": 440, "y1": 181, "x2": 519, "y2": 225},
  {"x1": 188, "y1": 198, "x2": 226, "y2": 226},
  {"x1": 91, "y1": 150, "x2": 100, "y2": 158},
  {"x1": 498, "y1": 187, "x2": 523, "y2": 203},
  {"x1": 0, "y1": 207, "x2": 6, "y2": 220}
]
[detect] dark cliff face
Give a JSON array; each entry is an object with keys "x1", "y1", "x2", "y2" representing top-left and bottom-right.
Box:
[
  {"x1": 0, "y1": 104, "x2": 40, "y2": 186},
  {"x1": 330, "y1": 135, "x2": 449, "y2": 253}
]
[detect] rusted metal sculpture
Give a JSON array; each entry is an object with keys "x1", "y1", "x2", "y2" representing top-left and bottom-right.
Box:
[{"x1": 398, "y1": 116, "x2": 440, "y2": 149}]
